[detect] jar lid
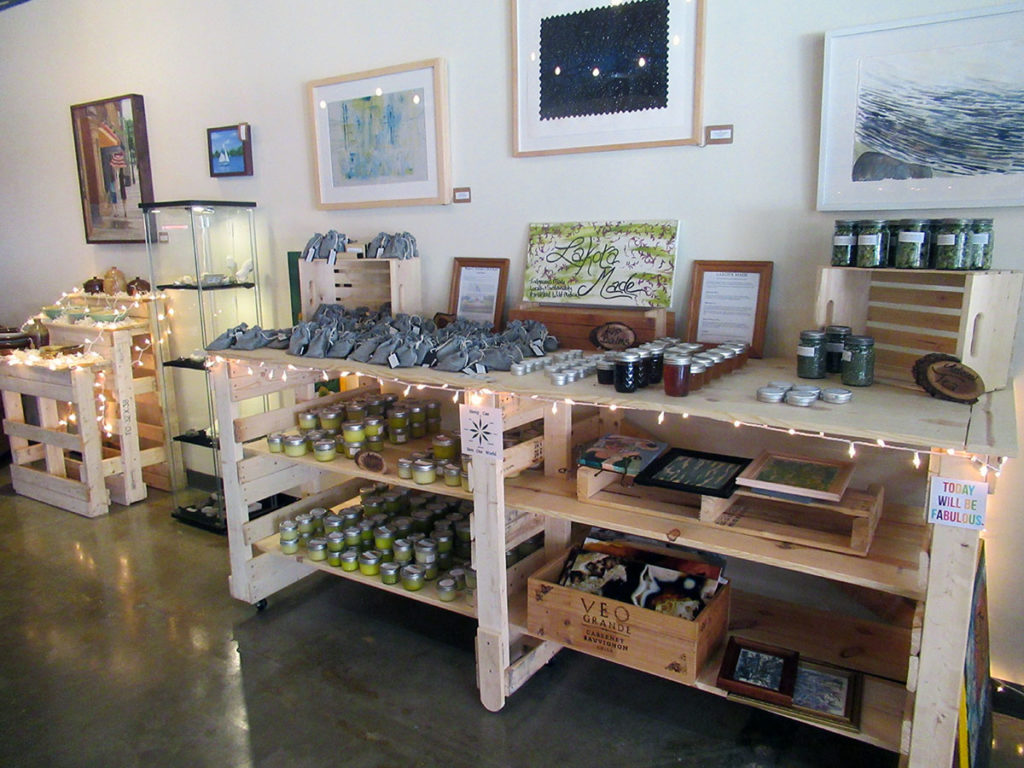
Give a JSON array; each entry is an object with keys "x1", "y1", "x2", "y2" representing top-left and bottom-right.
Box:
[
  {"x1": 800, "y1": 329, "x2": 825, "y2": 340},
  {"x1": 295, "y1": 512, "x2": 313, "y2": 522},
  {"x1": 413, "y1": 458, "x2": 436, "y2": 471},
  {"x1": 443, "y1": 463, "x2": 460, "y2": 475},
  {"x1": 785, "y1": 390, "x2": 818, "y2": 407},
  {"x1": 299, "y1": 410, "x2": 318, "y2": 418},
  {"x1": 320, "y1": 406, "x2": 344, "y2": 417},
  {"x1": 326, "y1": 530, "x2": 344, "y2": 542},
  {"x1": 381, "y1": 561, "x2": 401, "y2": 575},
  {"x1": 791, "y1": 385, "x2": 821, "y2": 398},
  {"x1": 821, "y1": 387, "x2": 853, "y2": 404},
  {"x1": 397, "y1": 457, "x2": 413, "y2": 468},
  {"x1": 279, "y1": 519, "x2": 298, "y2": 530},
  {"x1": 596, "y1": 358, "x2": 614, "y2": 370},
  {"x1": 375, "y1": 524, "x2": 395, "y2": 537},
  {"x1": 618, "y1": 350, "x2": 642, "y2": 362},
  {"x1": 825, "y1": 325, "x2": 852, "y2": 335},
  {"x1": 401, "y1": 564, "x2": 425, "y2": 579},
  {"x1": 415, "y1": 538, "x2": 438, "y2": 551},
  {"x1": 663, "y1": 352, "x2": 691, "y2": 365},
  {"x1": 310, "y1": 507, "x2": 328, "y2": 518},
  {"x1": 307, "y1": 538, "x2": 327, "y2": 552},
  {"x1": 437, "y1": 577, "x2": 457, "y2": 592},
  {"x1": 364, "y1": 416, "x2": 383, "y2": 426},
  {"x1": 846, "y1": 335, "x2": 874, "y2": 347},
  {"x1": 342, "y1": 420, "x2": 365, "y2": 430},
  {"x1": 713, "y1": 347, "x2": 736, "y2": 359},
  {"x1": 359, "y1": 550, "x2": 382, "y2": 564},
  {"x1": 433, "y1": 434, "x2": 454, "y2": 446},
  {"x1": 768, "y1": 381, "x2": 794, "y2": 391},
  {"x1": 284, "y1": 434, "x2": 307, "y2": 446},
  {"x1": 690, "y1": 362, "x2": 706, "y2": 373},
  {"x1": 313, "y1": 439, "x2": 336, "y2": 451},
  {"x1": 388, "y1": 407, "x2": 408, "y2": 416},
  {"x1": 550, "y1": 372, "x2": 568, "y2": 385},
  {"x1": 267, "y1": 433, "x2": 285, "y2": 443},
  {"x1": 341, "y1": 548, "x2": 360, "y2": 561},
  {"x1": 409, "y1": 404, "x2": 424, "y2": 413},
  {"x1": 393, "y1": 538, "x2": 412, "y2": 551},
  {"x1": 756, "y1": 386, "x2": 787, "y2": 403}
]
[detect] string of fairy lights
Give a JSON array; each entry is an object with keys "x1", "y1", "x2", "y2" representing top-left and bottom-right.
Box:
[{"x1": 205, "y1": 355, "x2": 1008, "y2": 479}]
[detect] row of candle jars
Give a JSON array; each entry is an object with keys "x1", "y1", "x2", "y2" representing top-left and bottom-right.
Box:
[
  {"x1": 594, "y1": 339, "x2": 750, "y2": 397},
  {"x1": 296, "y1": 395, "x2": 444, "y2": 442}
]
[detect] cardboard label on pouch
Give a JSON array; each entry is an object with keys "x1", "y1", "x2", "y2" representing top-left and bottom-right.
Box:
[{"x1": 928, "y1": 476, "x2": 987, "y2": 529}]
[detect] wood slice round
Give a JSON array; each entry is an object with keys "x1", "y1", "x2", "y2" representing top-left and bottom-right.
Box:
[
  {"x1": 589, "y1": 321, "x2": 637, "y2": 350},
  {"x1": 355, "y1": 450, "x2": 386, "y2": 473},
  {"x1": 922, "y1": 360, "x2": 985, "y2": 404},
  {"x1": 912, "y1": 352, "x2": 960, "y2": 388}
]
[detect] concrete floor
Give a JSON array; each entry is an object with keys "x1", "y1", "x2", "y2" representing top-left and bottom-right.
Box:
[{"x1": 1, "y1": 475, "x2": 1018, "y2": 768}]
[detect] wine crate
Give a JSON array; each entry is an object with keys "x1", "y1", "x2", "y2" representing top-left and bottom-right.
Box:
[
  {"x1": 296, "y1": 256, "x2": 422, "y2": 319},
  {"x1": 815, "y1": 267, "x2": 1022, "y2": 389}
]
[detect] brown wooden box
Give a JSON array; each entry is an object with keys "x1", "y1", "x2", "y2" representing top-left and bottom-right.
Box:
[
  {"x1": 508, "y1": 304, "x2": 675, "y2": 350},
  {"x1": 815, "y1": 267, "x2": 1023, "y2": 389},
  {"x1": 526, "y1": 552, "x2": 730, "y2": 685}
]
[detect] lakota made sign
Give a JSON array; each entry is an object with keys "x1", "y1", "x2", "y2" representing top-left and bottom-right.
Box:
[{"x1": 523, "y1": 220, "x2": 679, "y2": 308}]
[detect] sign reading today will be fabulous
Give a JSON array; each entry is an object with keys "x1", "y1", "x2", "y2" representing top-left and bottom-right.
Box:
[{"x1": 928, "y1": 476, "x2": 988, "y2": 530}]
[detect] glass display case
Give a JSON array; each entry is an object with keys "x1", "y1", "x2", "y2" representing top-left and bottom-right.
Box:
[{"x1": 141, "y1": 200, "x2": 262, "y2": 532}]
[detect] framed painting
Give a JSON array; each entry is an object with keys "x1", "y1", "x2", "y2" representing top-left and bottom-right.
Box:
[
  {"x1": 634, "y1": 447, "x2": 750, "y2": 499},
  {"x1": 717, "y1": 636, "x2": 799, "y2": 707},
  {"x1": 308, "y1": 58, "x2": 451, "y2": 209},
  {"x1": 512, "y1": 0, "x2": 705, "y2": 156},
  {"x1": 687, "y1": 261, "x2": 772, "y2": 358},
  {"x1": 449, "y1": 258, "x2": 510, "y2": 329},
  {"x1": 735, "y1": 451, "x2": 855, "y2": 503},
  {"x1": 817, "y1": 5, "x2": 1024, "y2": 210},
  {"x1": 70, "y1": 94, "x2": 154, "y2": 243},
  {"x1": 523, "y1": 220, "x2": 679, "y2": 308},
  {"x1": 207, "y1": 123, "x2": 253, "y2": 177}
]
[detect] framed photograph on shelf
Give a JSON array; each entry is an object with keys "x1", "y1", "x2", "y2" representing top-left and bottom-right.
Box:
[
  {"x1": 687, "y1": 261, "x2": 772, "y2": 358},
  {"x1": 717, "y1": 636, "x2": 799, "y2": 707},
  {"x1": 634, "y1": 447, "x2": 750, "y2": 499},
  {"x1": 791, "y1": 660, "x2": 862, "y2": 729},
  {"x1": 512, "y1": 0, "x2": 705, "y2": 156},
  {"x1": 207, "y1": 123, "x2": 253, "y2": 177},
  {"x1": 817, "y1": 5, "x2": 1024, "y2": 210},
  {"x1": 308, "y1": 58, "x2": 451, "y2": 209},
  {"x1": 735, "y1": 451, "x2": 855, "y2": 503},
  {"x1": 70, "y1": 93, "x2": 154, "y2": 243},
  {"x1": 448, "y1": 257, "x2": 510, "y2": 329}
]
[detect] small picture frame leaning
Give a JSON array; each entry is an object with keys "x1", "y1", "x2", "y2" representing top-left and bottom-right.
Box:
[
  {"x1": 448, "y1": 257, "x2": 510, "y2": 330},
  {"x1": 207, "y1": 123, "x2": 253, "y2": 177},
  {"x1": 717, "y1": 636, "x2": 799, "y2": 707}
]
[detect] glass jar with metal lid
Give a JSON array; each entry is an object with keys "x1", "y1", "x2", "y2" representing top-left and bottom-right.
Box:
[
  {"x1": 389, "y1": 426, "x2": 409, "y2": 445},
  {"x1": 393, "y1": 538, "x2": 413, "y2": 563},
  {"x1": 643, "y1": 344, "x2": 665, "y2": 385},
  {"x1": 841, "y1": 335, "x2": 875, "y2": 387},
  {"x1": 968, "y1": 219, "x2": 993, "y2": 270},
  {"x1": 295, "y1": 512, "x2": 314, "y2": 535},
  {"x1": 408, "y1": 404, "x2": 426, "y2": 425},
  {"x1": 432, "y1": 433, "x2": 457, "y2": 461},
  {"x1": 396, "y1": 457, "x2": 413, "y2": 480},
  {"x1": 341, "y1": 421, "x2": 366, "y2": 444},
  {"x1": 613, "y1": 350, "x2": 641, "y2": 393},
  {"x1": 443, "y1": 463, "x2": 461, "y2": 487},
  {"x1": 266, "y1": 433, "x2": 285, "y2": 453},
  {"x1": 933, "y1": 219, "x2": 969, "y2": 269},
  {"x1": 306, "y1": 538, "x2": 328, "y2": 562},
  {"x1": 401, "y1": 564, "x2": 425, "y2": 591},
  {"x1": 340, "y1": 548, "x2": 360, "y2": 571},
  {"x1": 824, "y1": 325, "x2": 851, "y2": 374},
  {"x1": 318, "y1": 407, "x2": 344, "y2": 431},
  {"x1": 363, "y1": 417, "x2": 384, "y2": 438},
  {"x1": 412, "y1": 458, "x2": 436, "y2": 485},
  {"x1": 279, "y1": 518, "x2": 299, "y2": 542},
  {"x1": 694, "y1": 353, "x2": 718, "y2": 381},
  {"x1": 796, "y1": 329, "x2": 826, "y2": 379},
  {"x1": 437, "y1": 577, "x2": 458, "y2": 602},
  {"x1": 341, "y1": 440, "x2": 363, "y2": 460},
  {"x1": 856, "y1": 219, "x2": 890, "y2": 267},
  {"x1": 893, "y1": 219, "x2": 931, "y2": 269},
  {"x1": 662, "y1": 351, "x2": 691, "y2": 397},
  {"x1": 596, "y1": 356, "x2": 614, "y2": 385},
  {"x1": 689, "y1": 361, "x2": 707, "y2": 391},
  {"x1": 633, "y1": 348, "x2": 651, "y2": 389},
  {"x1": 325, "y1": 530, "x2": 345, "y2": 553},
  {"x1": 374, "y1": 524, "x2": 396, "y2": 552},
  {"x1": 297, "y1": 410, "x2": 319, "y2": 431},
  {"x1": 831, "y1": 220, "x2": 857, "y2": 266},
  {"x1": 358, "y1": 550, "x2": 382, "y2": 576},
  {"x1": 380, "y1": 561, "x2": 401, "y2": 585},
  {"x1": 387, "y1": 407, "x2": 409, "y2": 431},
  {"x1": 343, "y1": 525, "x2": 362, "y2": 549},
  {"x1": 344, "y1": 400, "x2": 367, "y2": 421},
  {"x1": 323, "y1": 514, "x2": 344, "y2": 536},
  {"x1": 712, "y1": 346, "x2": 737, "y2": 374},
  {"x1": 283, "y1": 434, "x2": 308, "y2": 457},
  {"x1": 313, "y1": 439, "x2": 337, "y2": 462}
]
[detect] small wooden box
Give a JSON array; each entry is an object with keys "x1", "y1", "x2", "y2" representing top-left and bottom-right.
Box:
[
  {"x1": 297, "y1": 256, "x2": 422, "y2": 319},
  {"x1": 527, "y1": 552, "x2": 730, "y2": 685},
  {"x1": 815, "y1": 267, "x2": 1023, "y2": 389},
  {"x1": 508, "y1": 305, "x2": 674, "y2": 350}
]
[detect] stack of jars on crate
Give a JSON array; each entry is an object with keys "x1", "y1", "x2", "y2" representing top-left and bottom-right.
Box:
[
  {"x1": 591, "y1": 339, "x2": 750, "y2": 398},
  {"x1": 831, "y1": 218, "x2": 993, "y2": 270}
]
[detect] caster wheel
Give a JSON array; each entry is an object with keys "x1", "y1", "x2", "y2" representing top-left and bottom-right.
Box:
[{"x1": 254, "y1": 599, "x2": 268, "y2": 612}]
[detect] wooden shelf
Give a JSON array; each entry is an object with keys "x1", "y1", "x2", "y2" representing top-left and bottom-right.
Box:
[{"x1": 254, "y1": 534, "x2": 476, "y2": 619}]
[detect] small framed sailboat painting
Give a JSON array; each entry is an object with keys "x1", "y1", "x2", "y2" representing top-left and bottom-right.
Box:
[{"x1": 207, "y1": 123, "x2": 253, "y2": 177}]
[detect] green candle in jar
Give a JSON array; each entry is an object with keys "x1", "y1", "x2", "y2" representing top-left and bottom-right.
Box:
[
  {"x1": 412, "y1": 458, "x2": 437, "y2": 485},
  {"x1": 387, "y1": 407, "x2": 409, "y2": 431},
  {"x1": 266, "y1": 433, "x2": 285, "y2": 453},
  {"x1": 283, "y1": 435, "x2": 308, "y2": 457},
  {"x1": 432, "y1": 434, "x2": 457, "y2": 461},
  {"x1": 306, "y1": 538, "x2": 328, "y2": 562},
  {"x1": 313, "y1": 439, "x2": 337, "y2": 462},
  {"x1": 363, "y1": 417, "x2": 384, "y2": 437},
  {"x1": 297, "y1": 411, "x2": 319, "y2": 431},
  {"x1": 380, "y1": 561, "x2": 401, "y2": 585},
  {"x1": 318, "y1": 407, "x2": 344, "y2": 431},
  {"x1": 443, "y1": 463, "x2": 461, "y2": 487},
  {"x1": 401, "y1": 564, "x2": 425, "y2": 591},
  {"x1": 358, "y1": 550, "x2": 382, "y2": 576},
  {"x1": 341, "y1": 548, "x2": 360, "y2": 571}
]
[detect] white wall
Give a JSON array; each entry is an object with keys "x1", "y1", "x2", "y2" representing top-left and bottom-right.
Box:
[{"x1": 2, "y1": 0, "x2": 1023, "y2": 679}]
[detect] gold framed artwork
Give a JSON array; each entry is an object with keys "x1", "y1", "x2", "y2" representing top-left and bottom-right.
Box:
[
  {"x1": 687, "y1": 260, "x2": 773, "y2": 358},
  {"x1": 308, "y1": 59, "x2": 451, "y2": 209}
]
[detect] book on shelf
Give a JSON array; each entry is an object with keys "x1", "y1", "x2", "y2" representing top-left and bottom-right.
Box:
[{"x1": 577, "y1": 434, "x2": 668, "y2": 477}]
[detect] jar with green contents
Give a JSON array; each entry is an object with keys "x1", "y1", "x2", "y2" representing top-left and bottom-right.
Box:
[
  {"x1": 414, "y1": 538, "x2": 438, "y2": 566},
  {"x1": 968, "y1": 219, "x2": 993, "y2": 270},
  {"x1": 374, "y1": 524, "x2": 396, "y2": 552},
  {"x1": 387, "y1": 407, "x2": 409, "y2": 431},
  {"x1": 390, "y1": 427, "x2": 409, "y2": 446},
  {"x1": 841, "y1": 335, "x2": 875, "y2": 387},
  {"x1": 326, "y1": 548, "x2": 344, "y2": 567},
  {"x1": 824, "y1": 325, "x2": 852, "y2": 374},
  {"x1": 310, "y1": 508, "x2": 328, "y2": 533},
  {"x1": 341, "y1": 421, "x2": 366, "y2": 443},
  {"x1": 447, "y1": 567, "x2": 467, "y2": 590},
  {"x1": 425, "y1": 400, "x2": 441, "y2": 420},
  {"x1": 432, "y1": 434, "x2": 457, "y2": 461},
  {"x1": 893, "y1": 219, "x2": 932, "y2": 268},
  {"x1": 344, "y1": 401, "x2": 367, "y2": 421},
  {"x1": 283, "y1": 435, "x2": 308, "y2": 457},
  {"x1": 313, "y1": 439, "x2": 336, "y2": 462},
  {"x1": 455, "y1": 519, "x2": 472, "y2": 543},
  {"x1": 361, "y1": 497, "x2": 383, "y2": 517},
  {"x1": 380, "y1": 561, "x2": 401, "y2": 585},
  {"x1": 318, "y1": 407, "x2": 344, "y2": 431},
  {"x1": 426, "y1": 417, "x2": 441, "y2": 435},
  {"x1": 266, "y1": 433, "x2": 285, "y2": 453},
  {"x1": 381, "y1": 492, "x2": 402, "y2": 516},
  {"x1": 443, "y1": 463, "x2": 461, "y2": 487},
  {"x1": 295, "y1": 513, "x2": 314, "y2": 535},
  {"x1": 358, "y1": 519, "x2": 375, "y2": 547},
  {"x1": 280, "y1": 536, "x2": 300, "y2": 555},
  {"x1": 279, "y1": 518, "x2": 299, "y2": 542},
  {"x1": 342, "y1": 441, "x2": 363, "y2": 460},
  {"x1": 366, "y1": 433, "x2": 384, "y2": 452},
  {"x1": 401, "y1": 564, "x2": 425, "y2": 591},
  {"x1": 460, "y1": 469, "x2": 471, "y2": 492},
  {"x1": 408, "y1": 404, "x2": 426, "y2": 425},
  {"x1": 410, "y1": 421, "x2": 426, "y2": 439},
  {"x1": 856, "y1": 219, "x2": 889, "y2": 267},
  {"x1": 411, "y1": 509, "x2": 432, "y2": 533},
  {"x1": 434, "y1": 531, "x2": 453, "y2": 556},
  {"x1": 307, "y1": 538, "x2": 328, "y2": 562},
  {"x1": 397, "y1": 457, "x2": 413, "y2": 480},
  {"x1": 343, "y1": 525, "x2": 362, "y2": 549},
  {"x1": 323, "y1": 514, "x2": 343, "y2": 536},
  {"x1": 412, "y1": 458, "x2": 437, "y2": 485},
  {"x1": 393, "y1": 538, "x2": 413, "y2": 564},
  {"x1": 437, "y1": 577, "x2": 457, "y2": 602},
  {"x1": 363, "y1": 417, "x2": 383, "y2": 437},
  {"x1": 325, "y1": 531, "x2": 345, "y2": 552},
  {"x1": 358, "y1": 550, "x2": 382, "y2": 576},
  {"x1": 796, "y1": 329, "x2": 826, "y2": 379},
  {"x1": 365, "y1": 396, "x2": 386, "y2": 418},
  {"x1": 831, "y1": 220, "x2": 857, "y2": 266},
  {"x1": 342, "y1": 507, "x2": 362, "y2": 526},
  {"x1": 340, "y1": 548, "x2": 360, "y2": 572},
  {"x1": 391, "y1": 516, "x2": 413, "y2": 537},
  {"x1": 933, "y1": 219, "x2": 969, "y2": 269},
  {"x1": 297, "y1": 410, "x2": 319, "y2": 431}
]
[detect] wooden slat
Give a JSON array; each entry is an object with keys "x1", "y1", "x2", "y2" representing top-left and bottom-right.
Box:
[
  {"x1": 867, "y1": 305, "x2": 961, "y2": 333},
  {"x1": 241, "y1": 464, "x2": 316, "y2": 507},
  {"x1": 2, "y1": 420, "x2": 80, "y2": 451},
  {"x1": 872, "y1": 271, "x2": 968, "y2": 288},
  {"x1": 503, "y1": 436, "x2": 543, "y2": 477},
  {"x1": 867, "y1": 326, "x2": 957, "y2": 355},
  {"x1": 242, "y1": 478, "x2": 362, "y2": 546},
  {"x1": 869, "y1": 285, "x2": 963, "y2": 311},
  {"x1": 0, "y1": 372, "x2": 74, "y2": 402}
]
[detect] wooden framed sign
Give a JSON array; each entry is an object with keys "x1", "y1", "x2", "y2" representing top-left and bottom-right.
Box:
[
  {"x1": 687, "y1": 260, "x2": 772, "y2": 358},
  {"x1": 449, "y1": 257, "x2": 510, "y2": 329},
  {"x1": 736, "y1": 451, "x2": 855, "y2": 503}
]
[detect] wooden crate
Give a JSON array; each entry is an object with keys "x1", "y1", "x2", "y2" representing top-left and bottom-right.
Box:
[
  {"x1": 526, "y1": 552, "x2": 730, "y2": 685},
  {"x1": 297, "y1": 257, "x2": 422, "y2": 319},
  {"x1": 508, "y1": 304, "x2": 674, "y2": 350},
  {"x1": 815, "y1": 267, "x2": 1023, "y2": 389}
]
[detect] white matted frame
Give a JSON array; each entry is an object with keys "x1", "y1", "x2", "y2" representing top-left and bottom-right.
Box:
[
  {"x1": 308, "y1": 58, "x2": 451, "y2": 209},
  {"x1": 817, "y1": 4, "x2": 1024, "y2": 211},
  {"x1": 512, "y1": 0, "x2": 705, "y2": 156}
]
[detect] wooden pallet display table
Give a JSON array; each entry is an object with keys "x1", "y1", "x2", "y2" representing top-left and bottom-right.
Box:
[
  {"x1": 209, "y1": 347, "x2": 1015, "y2": 768},
  {"x1": 0, "y1": 358, "x2": 111, "y2": 517},
  {"x1": 44, "y1": 318, "x2": 169, "y2": 504}
]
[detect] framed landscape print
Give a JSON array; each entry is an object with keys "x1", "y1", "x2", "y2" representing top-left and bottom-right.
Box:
[
  {"x1": 717, "y1": 637, "x2": 799, "y2": 707},
  {"x1": 70, "y1": 94, "x2": 154, "y2": 243},
  {"x1": 207, "y1": 123, "x2": 253, "y2": 177},
  {"x1": 512, "y1": 0, "x2": 705, "y2": 155},
  {"x1": 817, "y1": 5, "x2": 1024, "y2": 210},
  {"x1": 735, "y1": 451, "x2": 855, "y2": 503},
  {"x1": 634, "y1": 447, "x2": 750, "y2": 499},
  {"x1": 308, "y1": 59, "x2": 451, "y2": 209}
]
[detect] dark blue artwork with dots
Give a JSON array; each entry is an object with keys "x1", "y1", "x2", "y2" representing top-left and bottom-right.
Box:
[{"x1": 539, "y1": 0, "x2": 669, "y2": 121}]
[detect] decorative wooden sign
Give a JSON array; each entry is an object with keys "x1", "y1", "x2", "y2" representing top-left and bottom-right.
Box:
[{"x1": 523, "y1": 220, "x2": 679, "y2": 308}]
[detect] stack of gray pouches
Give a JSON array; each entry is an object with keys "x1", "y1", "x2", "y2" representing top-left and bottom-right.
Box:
[
  {"x1": 365, "y1": 231, "x2": 418, "y2": 260},
  {"x1": 206, "y1": 323, "x2": 292, "y2": 352},
  {"x1": 281, "y1": 303, "x2": 554, "y2": 373},
  {"x1": 302, "y1": 230, "x2": 348, "y2": 264}
]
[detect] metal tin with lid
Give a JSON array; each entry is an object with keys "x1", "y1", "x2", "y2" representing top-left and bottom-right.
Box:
[
  {"x1": 785, "y1": 390, "x2": 819, "y2": 407},
  {"x1": 756, "y1": 386, "x2": 787, "y2": 403},
  {"x1": 822, "y1": 387, "x2": 853, "y2": 404}
]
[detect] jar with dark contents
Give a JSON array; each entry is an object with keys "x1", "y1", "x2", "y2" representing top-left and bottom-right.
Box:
[
  {"x1": 643, "y1": 345, "x2": 665, "y2": 385},
  {"x1": 824, "y1": 325, "x2": 851, "y2": 374},
  {"x1": 841, "y1": 335, "x2": 875, "y2": 387},
  {"x1": 596, "y1": 356, "x2": 614, "y2": 385},
  {"x1": 796, "y1": 329, "x2": 826, "y2": 379},
  {"x1": 856, "y1": 220, "x2": 889, "y2": 268},
  {"x1": 634, "y1": 348, "x2": 650, "y2": 389},
  {"x1": 968, "y1": 219, "x2": 993, "y2": 270},
  {"x1": 662, "y1": 352, "x2": 691, "y2": 397},
  {"x1": 613, "y1": 350, "x2": 641, "y2": 394},
  {"x1": 933, "y1": 219, "x2": 969, "y2": 269},
  {"x1": 831, "y1": 220, "x2": 857, "y2": 266}
]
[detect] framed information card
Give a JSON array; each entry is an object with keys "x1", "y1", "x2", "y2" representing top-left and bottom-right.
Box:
[{"x1": 687, "y1": 260, "x2": 772, "y2": 357}]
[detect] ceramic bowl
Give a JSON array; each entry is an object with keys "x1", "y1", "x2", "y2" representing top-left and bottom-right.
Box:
[
  {"x1": 42, "y1": 305, "x2": 63, "y2": 319},
  {"x1": 64, "y1": 309, "x2": 88, "y2": 322},
  {"x1": 89, "y1": 310, "x2": 118, "y2": 323}
]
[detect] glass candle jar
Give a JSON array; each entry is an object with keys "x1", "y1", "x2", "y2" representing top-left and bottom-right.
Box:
[
  {"x1": 390, "y1": 427, "x2": 409, "y2": 446},
  {"x1": 465, "y1": 566, "x2": 477, "y2": 590},
  {"x1": 842, "y1": 335, "x2": 875, "y2": 387},
  {"x1": 414, "y1": 538, "x2": 438, "y2": 565},
  {"x1": 382, "y1": 492, "x2": 403, "y2": 516},
  {"x1": 313, "y1": 439, "x2": 337, "y2": 462},
  {"x1": 283, "y1": 435, "x2": 308, "y2": 457},
  {"x1": 856, "y1": 219, "x2": 890, "y2": 267},
  {"x1": 408, "y1": 404, "x2": 426, "y2": 425},
  {"x1": 893, "y1": 219, "x2": 931, "y2": 269},
  {"x1": 968, "y1": 219, "x2": 993, "y2": 270},
  {"x1": 341, "y1": 548, "x2": 360, "y2": 571},
  {"x1": 326, "y1": 548, "x2": 344, "y2": 567},
  {"x1": 342, "y1": 441, "x2": 363, "y2": 460},
  {"x1": 411, "y1": 509, "x2": 432, "y2": 533},
  {"x1": 447, "y1": 567, "x2": 467, "y2": 590},
  {"x1": 361, "y1": 497, "x2": 383, "y2": 517},
  {"x1": 342, "y1": 421, "x2": 366, "y2": 444},
  {"x1": 344, "y1": 401, "x2": 367, "y2": 421},
  {"x1": 455, "y1": 519, "x2": 472, "y2": 543},
  {"x1": 310, "y1": 507, "x2": 328, "y2": 533},
  {"x1": 443, "y1": 463, "x2": 460, "y2": 487},
  {"x1": 689, "y1": 362, "x2": 706, "y2": 391},
  {"x1": 358, "y1": 550, "x2": 382, "y2": 576},
  {"x1": 634, "y1": 348, "x2": 651, "y2": 389},
  {"x1": 401, "y1": 564, "x2": 425, "y2": 591},
  {"x1": 366, "y1": 433, "x2": 384, "y2": 452},
  {"x1": 326, "y1": 531, "x2": 345, "y2": 553},
  {"x1": 613, "y1": 350, "x2": 641, "y2": 393},
  {"x1": 437, "y1": 577, "x2": 457, "y2": 602},
  {"x1": 363, "y1": 417, "x2": 384, "y2": 438},
  {"x1": 397, "y1": 457, "x2": 413, "y2": 480},
  {"x1": 460, "y1": 469, "x2": 471, "y2": 493},
  {"x1": 374, "y1": 525, "x2": 396, "y2": 552},
  {"x1": 323, "y1": 514, "x2": 343, "y2": 536},
  {"x1": 342, "y1": 508, "x2": 363, "y2": 527},
  {"x1": 410, "y1": 421, "x2": 426, "y2": 439},
  {"x1": 297, "y1": 410, "x2": 319, "y2": 431},
  {"x1": 318, "y1": 407, "x2": 344, "y2": 431},
  {"x1": 426, "y1": 417, "x2": 441, "y2": 435},
  {"x1": 662, "y1": 352, "x2": 691, "y2": 397},
  {"x1": 358, "y1": 519, "x2": 375, "y2": 546},
  {"x1": 412, "y1": 458, "x2": 437, "y2": 485},
  {"x1": 365, "y1": 397, "x2": 386, "y2": 418},
  {"x1": 934, "y1": 219, "x2": 969, "y2": 269},
  {"x1": 432, "y1": 434, "x2": 457, "y2": 461},
  {"x1": 796, "y1": 330, "x2": 826, "y2": 379},
  {"x1": 280, "y1": 536, "x2": 300, "y2": 555},
  {"x1": 391, "y1": 516, "x2": 413, "y2": 537},
  {"x1": 824, "y1": 325, "x2": 851, "y2": 374},
  {"x1": 279, "y1": 518, "x2": 299, "y2": 542},
  {"x1": 596, "y1": 357, "x2": 614, "y2": 385},
  {"x1": 306, "y1": 538, "x2": 328, "y2": 562},
  {"x1": 380, "y1": 561, "x2": 401, "y2": 585},
  {"x1": 295, "y1": 512, "x2": 314, "y2": 535},
  {"x1": 266, "y1": 433, "x2": 285, "y2": 453},
  {"x1": 343, "y1": 525, "x2": 362, "y2": 548},
  {"x1": 393, "y1": 538, "x2": 413, "y2": 564},
  {"x1": 387, "y1": 407, "x2": 409, "y2": 431},
  {"x1": 645, "y1": 345, "x2": 665, "y2": 385},
  {"x1": 831, "y1": 220, "x2": 857, "y2": 266},
  {"x1": 434, "y1": 531, "x2": 453, "y2": 554}
]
